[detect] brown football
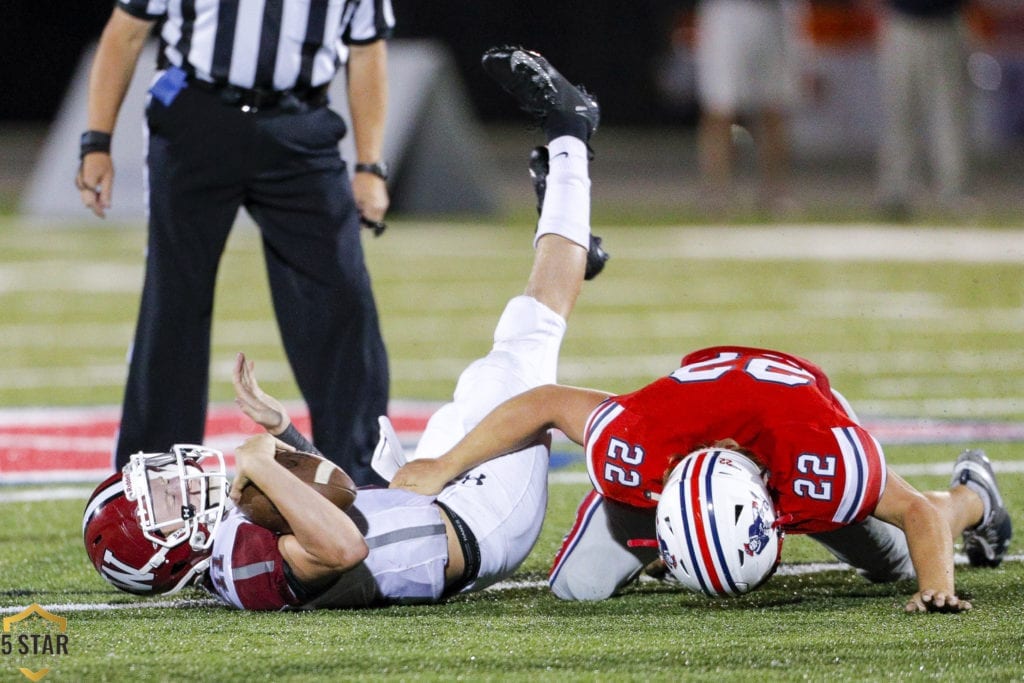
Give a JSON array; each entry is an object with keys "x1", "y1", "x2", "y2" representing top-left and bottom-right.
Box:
[{"x1": 235, "y1": 449, "x2": 357, "y2": 534}]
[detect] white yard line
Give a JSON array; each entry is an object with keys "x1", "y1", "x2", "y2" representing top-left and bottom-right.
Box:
[
  {"x1": 627, "y1": 225, "x2": 1024, "y2": 263},
  {"x1": 3, "y1": 553, "x2": 1022, "y2": 615}
]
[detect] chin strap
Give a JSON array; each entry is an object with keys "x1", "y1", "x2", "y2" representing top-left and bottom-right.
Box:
[
  {"x1": 164, "y1": 558, "x2": 211, "y2": 596},
  {"x1": 772, "y1": 513, "x2": 794, "y2": 530}
]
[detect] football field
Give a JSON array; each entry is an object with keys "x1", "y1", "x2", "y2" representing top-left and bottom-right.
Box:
[{"x1": 1, "y1": 217, "x2": 1022, "y2": 680}]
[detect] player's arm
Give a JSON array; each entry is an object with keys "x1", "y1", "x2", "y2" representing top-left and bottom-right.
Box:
[
  {"x1": 233, "y1": 352, "x2": 324, "y2": 455},
  {"x1": 78, "y1": 7, "x2": 154, "y2": 217},
  {"x1": 389, "y1": 384, "x2": 611, "y2": 495},
  {"x1": 347, "y1": 40, "x2": 390, "y2": 225},
  {"x1": 871, "y1": 468, "x2": 971, "y2": 613},
  {"x1": 229, "y1": 434, "x2": 368, "y2": 584}
]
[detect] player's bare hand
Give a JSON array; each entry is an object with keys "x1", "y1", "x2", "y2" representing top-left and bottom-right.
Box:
[
  {"x1": 904, "y1": 590, "x2": 972, "y2": 614},
  {"x1": 229, "y1": 433, "x2": 293, "y2": 501},
  {"x1": 389, "y1": 459, "x2": 450, "y2": 496},
  {"x1": 76, "y1": 154, "x2": 114, "y2": 218},
  {"x1": 233, "y1": 352, "x2": 289, "y2": 434}
]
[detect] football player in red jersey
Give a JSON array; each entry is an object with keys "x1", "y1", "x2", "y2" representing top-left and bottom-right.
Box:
[{"x1": 391, "y1": 348, "x2": 1011, "y2": 613}]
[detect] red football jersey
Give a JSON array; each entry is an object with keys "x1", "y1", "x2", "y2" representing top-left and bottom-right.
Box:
[
  {"x1": 205, "y1": 508, "x2": 301, "y2": 611},
  {"x1": 584, "y1": 346, "x2": 887, "y2": 534}
]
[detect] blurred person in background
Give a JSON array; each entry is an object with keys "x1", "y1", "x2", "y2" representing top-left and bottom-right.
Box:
[
  {"x1": 875, "y1": 0, "x2": 972, "y2": 219},
  {"x1": 74, "y1": 0, "x2": 394, "y2": 485},
  {"x1": 694, "y1": 0, "x2": 800, "y2": 216}
]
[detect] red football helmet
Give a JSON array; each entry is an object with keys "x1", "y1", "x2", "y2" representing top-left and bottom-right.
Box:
[{"x1": 83, "y1": 445, "x2": 228, "y2": 595}]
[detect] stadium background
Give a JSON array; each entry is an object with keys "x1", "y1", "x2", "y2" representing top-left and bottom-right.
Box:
[{"x1": 5, "y1": 1, "x2": 1024, "y2": 218}]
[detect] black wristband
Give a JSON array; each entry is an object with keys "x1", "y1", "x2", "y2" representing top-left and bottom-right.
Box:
[
  {"x1": 355, "y1": 161, "x2": 389, "y2": 181},
  {"x1": 80, "y1": 130, "x2": 112, "y2": 159},
  {"x1": 277, "y1": 423, "x2": 322, "y2": 457}
]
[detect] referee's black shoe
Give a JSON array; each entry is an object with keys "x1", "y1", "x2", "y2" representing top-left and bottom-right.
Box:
[
  {"x1": 482, "y1": 46, "x2": 600, "y2": 141},
  {"x1": 528, "y1": 145, "x2": 609, "y2": 281}
]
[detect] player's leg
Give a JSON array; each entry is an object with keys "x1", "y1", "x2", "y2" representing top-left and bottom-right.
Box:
[
  {"x1": 810, "y1": 518, "x2": 915, "y2": 583},
  {"x1": 548, "y1": 491, "x2": 660, "y2": 600},
  {"x1": 694, "y1": 0, "x2": 742, "y2": 212},
  {"x1": 924, "y1": 17, "x2": 969, "y2": 205},
  {"x1": 428, "y1": 48, "x2": 604, "y2": 591},
  {"x1": 412, "y1": 46, "x2": 602, "y2": 461},
  {"x1": 814, "y1": 448, "x2": 1012, "y2": 580},
  {"x1": 934, "y1": 449, "x2": 1012, "y2": 567},
  {"x1": 753, "y1": 106, "x2": 791, "y2": 212}
]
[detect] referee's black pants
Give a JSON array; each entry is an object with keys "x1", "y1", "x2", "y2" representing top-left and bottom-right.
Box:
[{"x1": 114, "y1": 85, "x2": 389, "y2": 486}]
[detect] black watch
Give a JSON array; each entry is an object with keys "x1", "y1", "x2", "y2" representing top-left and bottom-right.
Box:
[
  {"x1": 355, "y1": 161, "x2": 389, "y2": 181},
  {"x1": 79, "y1": 130, "x2": 112, "y2": 159}
]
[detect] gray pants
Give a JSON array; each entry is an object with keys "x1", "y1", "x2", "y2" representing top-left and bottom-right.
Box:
[
  {"x1": 548, "y1": 491, "x2": 914, "y2": 601},
  {"x1": 876, "y1": 11, "x2": 969, "y2": 203}
]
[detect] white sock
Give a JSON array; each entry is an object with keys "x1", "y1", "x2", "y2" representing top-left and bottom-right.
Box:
[{"x1": 535, "y1": 136, "x2": 591, "y2": 250}]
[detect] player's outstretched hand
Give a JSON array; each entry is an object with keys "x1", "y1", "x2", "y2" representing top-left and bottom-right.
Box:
[
  {"x1": 904, "y1": 590, "x2": 972, "y2": 614},
  {"x1": 233, "y1": 352, "x2": 289, "y2": 434},
  {"x1": 389, "y1": 459, "x2": 452, "y2": 496}
]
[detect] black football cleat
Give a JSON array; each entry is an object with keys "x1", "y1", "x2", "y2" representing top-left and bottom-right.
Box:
[
  {"x1": 528, "y1": 145, "x2": 609, "y2": 281},
  {"x1": 585, "y1": 235, "x2": 610, "y2": 281},
  {"x1": 950, "y1": 449, "x2": 1012, "y2": 567},
  {"x1": 482, "y1": 46, "x2": 600, "y2": 141}
]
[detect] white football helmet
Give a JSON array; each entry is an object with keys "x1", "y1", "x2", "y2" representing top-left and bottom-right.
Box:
[{"x1": 656, "y1": 446, "x2": 783, "y2": 597}]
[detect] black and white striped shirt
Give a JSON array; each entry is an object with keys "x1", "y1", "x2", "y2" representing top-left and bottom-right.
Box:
[{"x1": 118, "y1": 0, "x2": 395, "y2": 90}]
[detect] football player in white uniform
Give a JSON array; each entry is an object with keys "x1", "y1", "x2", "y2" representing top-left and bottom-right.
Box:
[{"x1": 85, "y1": 46, "x2": 606, "y2": 609}]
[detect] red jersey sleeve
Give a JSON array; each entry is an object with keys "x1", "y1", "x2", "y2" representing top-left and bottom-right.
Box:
[
  {"x1": 206, "y1": 509, "x2": 302, "y2": 610},
  {"x1": 767, "y1": 423, "x2": 887, "y2": 534},
  {"x1": 583, "y1": 398, "x2": 688, "y2": 509}
]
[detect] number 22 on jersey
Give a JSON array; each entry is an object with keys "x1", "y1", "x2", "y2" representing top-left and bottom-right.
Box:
[
  {"x1": 670, "y1": 352, "x2": 839, "y2": 503},
  {"x1": 670, "y1": 351, "x2": 816, "y2": 387}
]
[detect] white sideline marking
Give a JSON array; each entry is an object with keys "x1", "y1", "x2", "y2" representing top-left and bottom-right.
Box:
[
  {"x1": 0, "y1": 600, "x2": 222, "y2": 614},
  {"x1": 637, "y1": 226, "x2": 1024, "y2": 263},
  {"x1": 3, "y1": 555, "x2": 1021, "y2": 615},
  {"x1": 4, "y1": 460, "x2": 1024, "y2": 503}
]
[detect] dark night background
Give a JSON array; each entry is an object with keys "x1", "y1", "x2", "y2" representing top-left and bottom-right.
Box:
[{"x1": 3, "y1": 0, "x2": 689, "y2": 125}]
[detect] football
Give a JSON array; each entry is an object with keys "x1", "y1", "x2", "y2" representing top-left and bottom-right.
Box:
[{"x1": 235, "y1": 449, "x2": 357, "y2": 534}]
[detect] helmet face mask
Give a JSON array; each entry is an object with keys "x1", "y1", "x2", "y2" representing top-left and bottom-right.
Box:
[
  {"x1": 656, "y1": 447, "x2": 783, "y2": 597},
  {"x1": 83, "y1": 445, "x2": 229, "y2": 595},
  {"x1": 124, "y1": 445, "x2": 228, "y2": 552}
]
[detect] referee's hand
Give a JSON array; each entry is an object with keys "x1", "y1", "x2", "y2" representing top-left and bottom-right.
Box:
[
  {"x1": 76, "y1": 153, "x2": 114, "y2": 218},
  {"x1": 353, "y1": 172, "x2": 389, "y2": 236}
]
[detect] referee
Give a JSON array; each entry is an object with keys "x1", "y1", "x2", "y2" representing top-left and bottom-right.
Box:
[{"x1": 76, "y1": 0, "x2": 395, "y2": 485}]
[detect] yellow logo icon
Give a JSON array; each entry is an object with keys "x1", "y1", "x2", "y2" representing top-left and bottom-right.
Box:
[{"x1": 3, "y1": 604, "x2": 68, "y2": 681}]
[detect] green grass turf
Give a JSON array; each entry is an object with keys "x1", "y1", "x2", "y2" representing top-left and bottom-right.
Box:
[
  {"x1": 2, "y1": 218, "x2": 1023, "y2": 418},
  {"x1": 1, "y1": 460, "x2": 1022, "y2": 680},
  {"x1": 1, "y1": 217, "x2": 1023, "y2": 679}
]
